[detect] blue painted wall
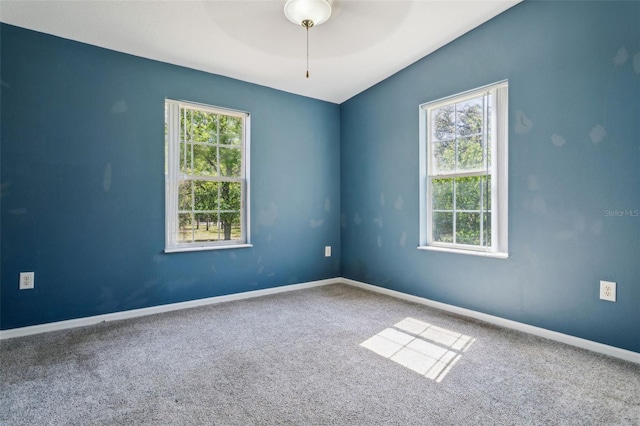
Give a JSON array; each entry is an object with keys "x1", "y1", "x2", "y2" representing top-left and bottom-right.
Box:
[
  {"x1": 341, "y1": 1, "x2": 640, "y2": 352},
  {"x1": 1, "y1": 24, "x2": 341, "y2": 329}
]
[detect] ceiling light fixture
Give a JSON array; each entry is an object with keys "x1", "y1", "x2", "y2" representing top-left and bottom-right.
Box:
[{"x1": 284, "y1": 0, "x2": 332, "y2": 78}]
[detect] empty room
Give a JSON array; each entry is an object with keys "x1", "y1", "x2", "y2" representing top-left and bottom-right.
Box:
[{"x1": 1, "y1": 0, "x2": 639, "y2": 424}]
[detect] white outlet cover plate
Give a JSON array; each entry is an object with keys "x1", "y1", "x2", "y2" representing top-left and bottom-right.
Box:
[
  {"x1": 325, "y1": 246, "x2": 331, "y2": 257},
  {"x1": 20, "y1": 272, "x2": 35, "y2": 290},
  {"x1": 599, "y1": 280, "x2": 616, "y2": 302}
]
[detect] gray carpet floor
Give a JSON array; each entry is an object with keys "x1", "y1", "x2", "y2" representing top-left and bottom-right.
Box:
[{"x1": 1, "y1": 284, "x2": 639, "y2": 425}]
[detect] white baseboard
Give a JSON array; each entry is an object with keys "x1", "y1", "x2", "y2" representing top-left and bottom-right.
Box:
[
  {"x1": 0, "y1": 278, "x2": 340, "y2": 340},
  {"x1": 2, "y1": 276, "x2": 638, "y2": 364},
  {"x1": 341, "y1": 278, "x2": 640, "y2": 364}
]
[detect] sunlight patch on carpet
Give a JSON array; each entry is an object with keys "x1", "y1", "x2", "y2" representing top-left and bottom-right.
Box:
[{"x1": 361, "y1": 317, "x2": 475, "y2": 382}]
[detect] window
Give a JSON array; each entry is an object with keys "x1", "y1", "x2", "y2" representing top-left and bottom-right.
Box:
[
  {"x1": 419, "y1": 81, "x2": 508, "y2": 258},
  {"x1": 165, "y1": 100, "x2": 250, "y2": 252}
]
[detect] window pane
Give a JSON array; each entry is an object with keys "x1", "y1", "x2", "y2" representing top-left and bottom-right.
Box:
[
  {"x1": 179, "y1": 109, "x2": 186, "y2": 142},
  {"x1": 455, "y1": 176, "x2": 481, "y2": 210},
  {"x1": 181, "y1": 109, "x2": 190, "y2": 142},
  {"x1": 486, "y1": 131, "x2": 492, "y2": 169},
  {"x1": 487, "y1": 101, "x2": 492, "y2": 163},
  {"x1": 457, "y1": 135, "x2": 484, "y2": 172},
  {"x1": 433, "y1": 212, "x2": 453, "y2": 243},
  {"x1": 219, "y1": 147, "x2": 242, "y2": 177},
  {"x1": 484, "y1": 175, "x2": 491, "y2": 211},
  {"x1": 193, "y1": 144, "x2": 218, "y2": 176},
  {"x1": 178, "y1": 180, "x2": 193, "y2": 211},
  {"x1": 220, "y1": 116, "x2": 243, "y2": 146},
  {"x1": 207, "y1": 114, "x2": 219, "y2": 144},
  {"x1": 193, "y1": 213, "x2": 221, "y2": 242},
  {"x1": 219, "y1": 211, "x2": 241, "y2": 241},
  {"x1": 431, "y1": 106, "x2": 455, "y2": 141},
  {"x1": 456, "y1": 212, "x2": 481, "y2": 245},
  {"x1": 483, "y1": 212, "x2": 492, "y2": 247},
  {"x1": 220, "y1": 182, "x2": 242, "y2": 211},
  {"x1": 456, "y1": 97, "x2": 483, "y2": 137},
  {"x1": 178, "y1": 213, "x2": 194, "y2": 243},
  {"x1": 190, "y1": 110, "x2": 216, "y2": 143},
  {"x1": 432, "y1": 178, "x2": 453, "y2": 210},
  {"x1": 180, "y1": 143, "x2": 192, "y2": 174},
  {"x1": 194, "y1": 181, "x2": 219, "y2": 211},
  {"x1": 433, "y1": 140, "x2": 455, "y2": 174},
  {"x1": 184, "y1": 109, "x2": 194, "y2": 142}
]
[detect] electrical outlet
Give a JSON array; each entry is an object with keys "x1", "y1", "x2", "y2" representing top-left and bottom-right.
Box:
[
  {"x1": 19, "y1": 272, "x2": 35, "y2": 290},
  {"x1": 325, "y1": 246, "x2": 331, "y2": 257},
  {"x1": 599, "y1": 280, "x2": 616, "y2": 302}
]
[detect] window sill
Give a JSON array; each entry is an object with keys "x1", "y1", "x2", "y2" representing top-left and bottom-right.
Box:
[
  {"x1": 418, "y1": 245, "x2": 508, "y2": 259},
  {"x1": 165, "y1": 244, "x2": 253, "y2": 253}
]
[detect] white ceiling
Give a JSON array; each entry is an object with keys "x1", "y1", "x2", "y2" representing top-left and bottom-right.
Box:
[{"x1": 0, "y1": 0, "x2": 521, "y2": 104}]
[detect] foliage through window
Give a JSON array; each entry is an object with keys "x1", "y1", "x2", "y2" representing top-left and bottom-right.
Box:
[
  {"x1": 419, "y1": 81, "x2": 508, "y2": 257},
  {"x1": 165, "y1": 100, "x2": 250, "y2": 252}
]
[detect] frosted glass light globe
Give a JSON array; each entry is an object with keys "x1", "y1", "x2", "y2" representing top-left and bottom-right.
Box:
[{"x1": 284, "y1": 0, "x2": 332, "y2": 27}]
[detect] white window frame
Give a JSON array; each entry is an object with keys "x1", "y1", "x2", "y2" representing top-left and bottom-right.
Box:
[
  {"x1": 165, "y1": 99, "x2": 251, "y2": 253},
  {"x1": 418, "y1": 81, "x2": 508, "y2": 259}
]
